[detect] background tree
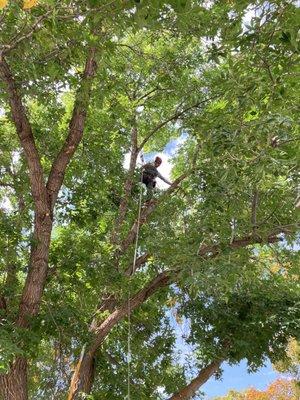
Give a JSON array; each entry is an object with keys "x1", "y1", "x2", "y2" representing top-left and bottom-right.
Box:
[{"x1": 213, "y1": 378, "x2": 299, "y2": 400}]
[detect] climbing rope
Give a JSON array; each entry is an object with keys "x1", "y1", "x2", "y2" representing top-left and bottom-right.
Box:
[{"x1": 127, "y1": 151, "x2": 145, "y2": 400}]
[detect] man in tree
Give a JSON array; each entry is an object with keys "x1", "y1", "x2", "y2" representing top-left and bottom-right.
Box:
[{"x1": 142, "y1": 156, "x2": 172, "y2": 193}]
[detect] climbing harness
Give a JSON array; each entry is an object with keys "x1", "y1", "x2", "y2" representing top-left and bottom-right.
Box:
[{"x1": 127, "y1": 151, "x2": 145, "y2": 400}]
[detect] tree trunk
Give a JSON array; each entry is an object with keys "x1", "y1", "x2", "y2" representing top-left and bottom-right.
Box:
[
  {"x1": 0, "y1": 218, "x2": 52, "y2": 399},
  {"x1": 0, "y1": 45, "x2": 98, "y2": 400},
  {"x1": 17, "y1": 215, "x2": 52, "y2": 327},
  {"x1": 0, "y1": 357, "x2": 28, "y2": 400}
]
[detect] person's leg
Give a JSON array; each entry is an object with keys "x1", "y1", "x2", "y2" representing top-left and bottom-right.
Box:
[{"x1": 145, "y1": 179, "x2": 155, "y2": 200}]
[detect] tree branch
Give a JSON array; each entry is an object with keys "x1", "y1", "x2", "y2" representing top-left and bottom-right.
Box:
[
  {"x1": 0, "y1": 56, "x2": 49, "y2": 216},
  {"x1": 89, "y1": 252, "x2": 150, "y2": 332},
  {"x1": 1, "y1": 9, "x2": 53, "y2": 55},
  {"x1": 169, "y1": 360, "x2": 223, "y2": 400},
  {"x1": 118, "y1": 171, "x2": 190, "y2": 255},
  {"x1": 46, "y1": 46, "x2": 98, "y2": 210},
  {"x1": 111, "y1": 125, "x2": 138, "y2": 244},
  {"x1": 197, "y1": 228, "x2": 289, "y2": 258},
  {"x1": 137, "y1": 95, "x2": 219, "y2": 152},
  {"x1": 68, "y1": 271, "x2": 173, "y2": 398},
  {"x1": 90, "y1": 270, "x2": 172, "y2": 349},
  {"x1": 125, "y1": 252, "x2": 150, "y2": 276}
]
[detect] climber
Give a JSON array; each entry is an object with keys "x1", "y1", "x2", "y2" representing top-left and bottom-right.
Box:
[{"x1": 142, "y1": 156, "x2": 172, "y2": 191}]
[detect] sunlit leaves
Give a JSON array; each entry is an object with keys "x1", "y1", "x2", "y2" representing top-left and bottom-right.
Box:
[
  {"x1": 0, "y1": 0, "x2": 8, "y2": 10},
  {"x1": 0, "y1": 0, "x2": 39, "y2": 9},
  {"x1": 214, "y1": 378, "x2": 299, "y2": 400},
  {"x1": 23, "y1": 0, "x2": 38, "y2": 9}
]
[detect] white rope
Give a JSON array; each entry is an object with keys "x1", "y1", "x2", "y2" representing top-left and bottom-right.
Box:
[{"x1": 127, "y1": 151, "x2": 144, "y2": 400}]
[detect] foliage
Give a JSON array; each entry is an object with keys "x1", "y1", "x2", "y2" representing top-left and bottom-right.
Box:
[
  {"x1": 213, "y1": 378, "x2": 299, "y2": 400},
  {"x1": 0, "y1": 0, "x2": 299, "y2": 399},
  {"x1": 273, "y1": 338, "x2": 300, "y2": 381}
]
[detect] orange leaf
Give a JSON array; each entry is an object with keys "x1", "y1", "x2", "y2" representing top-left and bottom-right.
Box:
[
  {"x1": 23, "y1": 0, "x2": 38, "y2": 9},
  {"x1": 0, "y1": 0, "x2": 8, "y2": 10}
]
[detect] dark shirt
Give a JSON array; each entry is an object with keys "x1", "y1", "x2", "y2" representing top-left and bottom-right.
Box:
[{"x1": 142, "y1": 162, "x2": 172, "y2": 185}]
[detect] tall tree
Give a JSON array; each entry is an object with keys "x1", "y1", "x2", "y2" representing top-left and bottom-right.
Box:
[{"x1": 0, "y1": 1, "x2": 299, "y2": 399}]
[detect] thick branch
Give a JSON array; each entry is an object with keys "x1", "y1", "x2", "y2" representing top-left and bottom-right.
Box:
[
  {"x1": 68, "y1": 271, "x2": 172, "y2": 399},
  {"x1": 119, "y1": 171, "x2": 190, "y2": 255},
  {"x1": 125, "y1": 252, "x2": 150, "y2": 276},
  {"x1": 111, "y1": 126, "x2": 138, "y2": 243},
  {"x1": 46, "y1": 46, "x2": 98, "y2": 210},
  {"x1": 0, "y1": 56, "x2": 48, "y2": 216},
  {"x1": 90, "y1": 271, "x2": 172, "y2": 349},
  {"x1": 169, "y1": 360, "x2": 223, "y2": 400},
  {"x1": 198, "y1": 232, "x2": 284, "y2": 258},
  {"x1": 89, "y1": 252, "x2": 150, "y2": 332}
]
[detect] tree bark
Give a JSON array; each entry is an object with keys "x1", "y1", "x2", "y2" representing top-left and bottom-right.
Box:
[
  {"x1": 169, "y1": 360, "x2": 223, "y2": 400},
  {"x1": 46, "y1": 46, "x2": 97, "y2": 210},
  {"x1": 0, "y1": 357, "x2": 28, "y2": 400},
  {"x1": 68, "y1": 352, "x2": 95, "y2": 400}
]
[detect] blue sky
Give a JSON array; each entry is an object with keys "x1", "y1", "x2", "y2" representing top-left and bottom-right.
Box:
[
  {"x1": 202, "y1": 360, "x2": 281, "y2": 399},
  {"x1": 168, "y1": 309, "x2": 283, "y2": 399}
]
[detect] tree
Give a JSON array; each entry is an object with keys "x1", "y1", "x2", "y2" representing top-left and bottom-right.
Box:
[
  {"x1": 213, "y1": 378, "x2": 299, "y2": 400},
  {"x1": 273, "y1": 338, "x2": 300, "y2": 382},
  {"x1": 0, "y1": 1, "x2": 299, "y2": 399}
]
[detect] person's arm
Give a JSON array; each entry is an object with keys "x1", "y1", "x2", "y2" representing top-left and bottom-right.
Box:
[{"x1": 157, "y1": 171, "x2": 172, "y2": 185}]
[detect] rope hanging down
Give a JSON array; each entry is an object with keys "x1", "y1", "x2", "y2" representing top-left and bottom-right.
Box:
[{"x1": 127, "y1": 151, "x2": 145, "y2": 400}]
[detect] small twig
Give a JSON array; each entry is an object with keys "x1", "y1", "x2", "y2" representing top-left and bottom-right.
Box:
[
  {"x1": 251, "y1": 189, "x2": 259, "y2": 231},
  {"x1": 1, "y1": 10, "x2": 53, "y2": 55},
  {"x1": 137, "y1": 94, "x2": 220, "y2": 151},
  {"x1": 0, "y1": 7, "x2": 9, "y2": 27}
]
